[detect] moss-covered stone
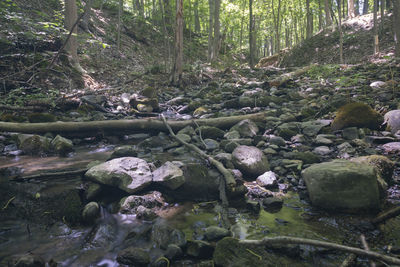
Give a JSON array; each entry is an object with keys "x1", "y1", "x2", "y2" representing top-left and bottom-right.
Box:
[
  {"x1": 193, "y1": 107, "x2": 209, "y2": 117},
  {"x1": 331, "y1": 102, "x2": 383, "y2": 131},
  {"x1": 351, "y1": 155, "x2": 395, "y2": 185},
  {"x1": 292, "y1": 151, "x2": 321, "y2": 164},
  {"x1": 0, "y1": 113, "x2": 26, "y2": 122},
  {"x1": 20, "y1": 135, "x2": 52, "y2": 155},
  {"x1": 27, "y1": 113, "x2": 57, "y2": 123},
  {"x1": 141, "y1": 86, "x2": 157, "y2": 98},
  {"x1": 195, "y1": 126, "x2": 225, "y2": 139}
]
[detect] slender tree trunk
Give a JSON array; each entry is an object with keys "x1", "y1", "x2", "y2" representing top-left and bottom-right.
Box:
[
  {"x1": 164, "y1": 0, "x2": 171, "y2": 32},
  {"x1": 81, "y1": 0, "x2": 93, "y2": 32},
  {"x1": 170, "y1": 0, "x2": 183, "y2": 86},
  {"x1": 337, "y1": 0, "x2": 344, "y2": 63},
  {"x1": 159, "y1": 0, "x2": 171, "y2": 69},
  {"x1": 363, "y1": 0, "x2": 369, "y2": 14},
  {"x1": 213, "y1": 0, "x2": 221, "y2": 61},
  {"x1": 194, "y1": 0, "x2": 200, "y2": 33},
  {"x1": 373, "y1": 0, "x2": 380, "y2": 54},
  {"x1": 207, "y1": 0, "x2": 214, "y2": 62},
  {"x1": 117, "y1": 0, "x2": 122, "y2": 51},
  {"x1": 319, "y1": 0, "x2": 323, "y2": 29},
  {"x1": 306, "y1": 0, "x2": 312, "y2": 38},
  {"x1": 380, "y1": 0, "x2": 386, "y2": 33},
  {"x1": 348, "y1": 0, "x2": 356, "y2": 17},
  {"x1": 64, "y1": 0, "x2": 79, "y2": 64},
  {"x1": 393, "y1": 0, "x2": 400, "y2": 56},
  {"x1": 249, "y1": 0, "x2": 255, "y2": 68},
  {"x1": 355, "y1": 0, "x2": 360, "y2": 15},
  {"x1": 239, "y1": 0, "x2": 246, "y2": 51},
  {"x1": 325, "y1": 0, "x2": 332, "y2": 27}
]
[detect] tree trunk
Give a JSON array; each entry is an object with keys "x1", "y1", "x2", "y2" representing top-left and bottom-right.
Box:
[
  {"x1": 213, "y1": 0, "x2": 221, "y2": 61},
  {"x1": 249, "y1": 0, "x2": 255, "y2": 68},
  {"x1": 348, "y1": 0, "x2": 356, "y2": 18},
  {"x1": 306, "y1": 0, "x2": 313, "y2": 38},
  {"x1": 194, "y1": 0, "x2": 201, "y2": 33},
  {"x1": 337, "y1": 0, "x2": 344, "y2": 63},
  {"x1": 380, "y1": 0, "x2": 386, "y2": 32},
  {"x1": 117, "y1": 0, "x2": 122, "y2": 51},
  {"x1": 355, "y1": 0, "x2": 360, "y2": 15},
  {"x1": 207, "y1": 0, "x2": 214, "y2": 62},
  {"x1": 81, "y1": 0, "x2": 93, "y2": 32},
  {"x1": 363, "y1": 0, "x2": 369, "y2": 14},
  {"x1": 170, "y1": 0, "x2": 183, "y2": 86},
  {"x1": 64, "y1": 0, "x2": 79, "y2": 64},
  {"x1": 394, "y1": 0, "x2": 400, "y2": 56},
  {"x1": 325, "y1": 0, "x2": 332, "y2": 27},
  {"x1": 373, "y1": 0, "x2": 380, "y2": 54},
  {"x1": 239, "y1": 0, "x2": 245, "y2": 51},
  {"x1": 319, "y1": 0, "x2": 324, "y2": 29}
]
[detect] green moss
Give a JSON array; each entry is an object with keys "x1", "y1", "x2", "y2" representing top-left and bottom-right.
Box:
[
  {"x1": 0, "y1": 113, "x2": 26, "y2": 122},
  {"x1": 352, "y1": 155, "x2": 395, "y2": 185},
  {"x1": 331, "y1": 102, "x2": 383, "y2": 131},
  {"x1": 77, "y1": 104, "x2": 95, "y2": 115},
  {"x1": 20, "y1": 135, "x2": 52, "y2": 155},
  {"x1": 277, "y1": 128, "x2": 297, "y2": 140},
  {"x1": 293, "y1": 151, "x2": 321, "y2": 164},
  {"x1": 63, "y1": 192, "x2": 83, "y2": 225},
  {"x1": 27, "y1": 113, "x2": 56, "y2": 123},
  {"x1": 142, "y1": 86, "x2": 157, "y2": 98}
]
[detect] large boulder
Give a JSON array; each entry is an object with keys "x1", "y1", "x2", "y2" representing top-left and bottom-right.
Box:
[
  {"x1": 384, "y1": 110, "x2": 400, "y2": 134},
  {"x1": 85, "y1": 157, "x2": 152, "y2": 194},
  {"x1": 302, "y1": 160, "x2": 382, "y2": 213},
  {"x1": 331, "y1": 102, "x2": 383, "y2": 131},
  {"x1": 232, "y1": 146, "x2": 269, "y2": 178},
  {"x1": 351, "y1": 155, "x2": 394, "y2": 185},
  {"x1": 152, "y1": 161, "x2": 185, "y2": 190}
]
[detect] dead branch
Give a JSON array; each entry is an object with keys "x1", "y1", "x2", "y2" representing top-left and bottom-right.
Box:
[
  {"x1": 360, "y1": 234, "x2": 376, "y2": 267},
  {"x1": 239, "y1": 236, "x2": 400, "y2": 265},
  {"x1": 372, "y1": 206, "x2": 400, "y2": 225},
  {"x1": 12, "y1": 169, "x2": 88, "y2": 182}
]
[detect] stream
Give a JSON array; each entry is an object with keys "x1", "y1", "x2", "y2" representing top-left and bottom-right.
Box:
[{"x1": 1, "y1": 144, "x2": 400, "y2": 266}]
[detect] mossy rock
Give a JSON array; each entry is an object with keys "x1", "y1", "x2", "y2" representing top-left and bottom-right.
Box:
[
  {"x1": 331, "y1": 102, "x2": 383, "y2": 131},
  {"x1": 292, "y1": 151, "x2": 321, "y2": 164},
  {"x1": 193, "y1": 107, "x2": 209, "y2": 117},
  {"x1": 188, "y1": 100, "x2": 203, "y2": 111},
  {"x1": 20, "y1": 135, "x2": 52, "y2": 155},
  {"x1": 27, "y1": 113, "x2": 57, "y2": 123},
  {"x1": 77, "y1": 104, "x2": 95, "y2": 115},
  {"x1": 351, "y1": 155, "x2": 395, "y2": 185},
  {"x1": 0, "y1": 113, "x2": 26, "y2": 122},
  {"x1": 195, "y1": 126, "x2": 225, "y2": 139},
  {"x1": 141, "y1": 86, "x2": 157, "y2": 98}
]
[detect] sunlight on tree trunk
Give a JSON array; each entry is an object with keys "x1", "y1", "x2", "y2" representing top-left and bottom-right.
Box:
[
  {"x1": 325, "y1": 0, "x2": 332, "y2": 27},
  {"x1": 373, "y1": 0, "x2": 380, "y2": 54},
  {"x1": 64, "y1": 0, "x2": 83, "y2": 72},
  {"x1": 337, "y1": 0, "x2": 344, "y2": 63},
  {"x1": 170, "y1": 0, "x2": 183, "y2": 86},
  {"x1": 207, "y1": 0, "x2": 214, "y2": 62},
  {"x1": 348, "y1": 0, "x2": 355, "y2": 18}
]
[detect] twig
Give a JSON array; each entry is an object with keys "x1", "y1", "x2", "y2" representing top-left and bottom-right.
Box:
[
  {"x1": 2, "y1": 196, "x2": 16, "y2": 210},
  {"x1": 340, "y1": 253, "x2": 357, "y2": 267},
  {"x1": 240, "y1": 236, "x2": 400, "y2": 265},
  {"x1": 372, "y1": 206, "x2": 400, "y2": 225},
  {"x1": 361, "y1": 234, "x2": 376, "y2": 267}
]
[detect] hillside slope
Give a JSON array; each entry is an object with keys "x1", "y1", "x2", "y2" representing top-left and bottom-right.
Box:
[{"x1": 280, "y1": 13, "x2": 395, "y2": 67}]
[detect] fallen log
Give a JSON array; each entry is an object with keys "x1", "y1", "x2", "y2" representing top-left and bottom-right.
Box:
[
  {"x1": 0, "y1": 111, "x2": 268, "y2": 137},
  {"x1": 240, "y1": 236, "x2": 400, "y2": 265},
  {"x1": 269, "y1": 64, "x2": 315, "y2": 87}
]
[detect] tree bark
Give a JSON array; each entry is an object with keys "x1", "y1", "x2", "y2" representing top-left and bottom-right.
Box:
[
  {"x1": 306, "y1": 0, "x2": 313, "y2": 38},
  {"x1": 348, "y1": 0, "x2": 356, "y2": 18},
  {"x1": 249, "y1": 0, "x2": 255, "y2": 68},
  {"x1": 319, "y1": 0, "x2": 324, "y2": 29},
  {"x1": 213, "y1": 0, "x2": 221, "y2": 61},
  {"x1": 373, "y1": 0, "x2": 380, "y2": 54},
  {"x1": 0, "y1": 112, "x2": 269, "y2": 137},
  {"x1": 363, "y1": 0, "x2": 369, "y2": 14},
  {"x1": 64, "y1": 0, "x2": 79, "y2": 64},
  {"x1": 194, "y1": 0, "x2": 201, "y2": 33},
  {"x1": 170, "y1": 0, "x2": 183, "y2": 86},
  {"x1": 337, "y1": 0, "x2": 344, "y2": 63},
  {"x1": 80, "y1": 0, "x2": 93, "y2": 32},
  {"x1": 394, "y1": 0, "x2": 400, "y2": 57},
  {"x1": 325, "y1": 0, "x2": 333, "y2": 27},
  {"x1": 117, "y1": 0, "x2": 122, "y2": 51},
  {"x1": 207, "y1": 0, "x2": 214, "y2": 62}
]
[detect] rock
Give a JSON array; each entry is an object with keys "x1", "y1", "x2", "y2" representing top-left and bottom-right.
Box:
[
  {"x1": 85, "y1": 157, "x2": 153, "y2": 194},
  {"x1": 151, "y1": 224, "x2": 186, "y2": 249},
  {"x1": 136, "y1": 205, "x2": 157, "y2": 220},
  {"x1": 291, "y1": 151, "x2": 320, "y2": 164},
  {"x1": 165, "y1": 244, "x2": 183, "y2": 260},
  {"x1": 230, "y1": 119, "x2": 259, "y2": 138},
  {"x1": 223, "y1": 141, "x2": 240, "y2": 153},
  {"x1": 342, "y1": 127, "x2": 359, "y2": 140},
  {"x1": 195, "y1": 126, "x2": 225, "y2": 139},
  {"x1": 351, "y1": 155, "x2": 395, "y2": 185},
  {"x1": 177, "y1": 126, "x2": 195, "y2": 136},
  {"x1": 85, "y1": 182, "x2": 102, "y2": 200},
  {"x1": 256, "y1": 171, "x2": 278, "y2": 188},
  {"x1": 19, "y1": 135, "x2": 52, "y2": 155},
  {"x1": 301, "y1": 120, "x2": 330, "y2": 137},
  {"x1": 302, "y1": 160, "x2": 382, "y2": 213},
  {"x1": 214, "y1": 153, "x2": 233, "y2": 168},
  {"x1": 224, "y1": 130, "x2": 241, "y2": 140},
  {"x1": 167, "y1": 164, "x2": 220, "y2": 201},
  {"x1": 119, "y1": 191, "x2": 163, "y2": 213},
  {"x1": 117, "y1": 247, "x2": 150, "y2": 266},
  {"x1": 203, "y1": 138, "x2": 219, "y2": 151},
  {"x1": 232, "y1": 146, "x2": 270, "y2": 178},
  {"x1": 263, "y1": 197, "x2": 284, "y2": 212},
  {"x1": 277, "y1": 122, "x2": 301, "y2": 140},
  {"x1": 382, "y1": 142, "x2": 400, "y2": 153},
  {"x1": 269, "y1": 136, "x2": 286, "y2": 146},
  {"x1": 137, "y1": 103, "x2": 153, "y2": 112},
  {"x1": 186, "y1": 240, "x2": 214, "y2": 258},
  {"x1": 204, "y1": 226, "x2": 231, "y2": 241},
  {"x1": 331, "y1": 102, "x2": 383, "y2": 131},
  {"x1": 82, "y1": 95, "x2": 107, "y2": 105},
  {"x1": 153, "y1": 161, "x2": 185, "y2": 190},
  {"x1": 313, "y1": 146, "x2": 332, "y2": 156},
  {"x1": 142, "y1": 86, "x2": 157, "y2": 98},
  {"x1": 51, "y1": 135, "x2": 73, "y2": 156},
  {"x1": 109, "y1": 145, "x2": 138, "y2": 159},
  {"x1": 193, "y1": 107, "x2": 209, "y2": 117},
  {"x1": 245, "y1": 199, "x2": 261, "y2": 213},
  {"x1": 82, "y1": 202, "x2": 100, "y2": 224},
  {"x1": 130, "y1": 97, "x2": 159, "y2": 111},
  {"x1": 384, "y1": 110, "x2": 400, "y2": 134},
  {"x1": 176, "y1": 133, "x2": 192, "y2": 143},
  {"x1": 370, "y1": 81, "x2": 386, "y2": 89},
  {"x1": 13, "y1": 253, "x2": 45, "y2": 267},
  {"x1": 315, "y1": 135, "x2": 333, "y2": 145}
]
